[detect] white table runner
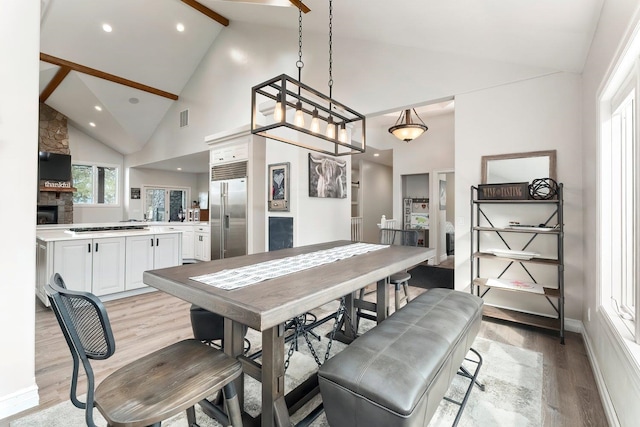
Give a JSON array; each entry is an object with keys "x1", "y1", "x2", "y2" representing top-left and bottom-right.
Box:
[{"x1": 190, "y1": 242, "x2": 388, "y2": 290}]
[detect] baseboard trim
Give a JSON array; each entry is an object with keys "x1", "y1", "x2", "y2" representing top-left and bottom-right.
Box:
[
  {"x1": 579, "y1": 321, "x2": 621, "y2": 427},
  {"x1": 0, "y1": 384, "x2": 39, "y2": 420},
  {"x1": 565, "y1": 317, "x2": 583, "y2": 333}
]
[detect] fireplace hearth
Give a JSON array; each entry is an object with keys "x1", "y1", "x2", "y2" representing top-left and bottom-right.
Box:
[{"x1": 37, "y1": 206, "x2": 58, "y2": 224}]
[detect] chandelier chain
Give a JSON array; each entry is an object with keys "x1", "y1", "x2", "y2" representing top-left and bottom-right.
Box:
[
  {"x1": 297, "y1": 9, "x2": 303, "y2": 70},
  {"x1": 328, "y1": 0, "x2": 333, "y2": 90}
]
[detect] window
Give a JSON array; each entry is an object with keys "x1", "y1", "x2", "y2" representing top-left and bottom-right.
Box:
[
  {"x1": 72, "y1": 163, "x2": 118, "y2": 205},
  {"x1": 600, "y1": 60, "x2": 640, "y2": 341},
  {"x1": 143, "y1": 187, "x2": 189, "y2": 221}
]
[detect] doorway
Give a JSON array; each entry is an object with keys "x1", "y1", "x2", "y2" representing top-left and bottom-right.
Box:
[{"x1": 434, "y1": 171, "x2": 455, "y2": 268}]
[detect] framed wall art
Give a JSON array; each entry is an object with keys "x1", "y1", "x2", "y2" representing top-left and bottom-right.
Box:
[
  {"x1": 308, "y1": 153, "x2": 347, "y2": 199},
  {"x1": 268, "y1": 162, "x2": 290, "y2": 211}
]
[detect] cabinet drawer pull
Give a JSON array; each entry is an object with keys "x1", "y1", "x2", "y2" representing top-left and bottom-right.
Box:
[
  {"x1": 95, "y1": 243, "x2": 99, "y2": 252},
  {"x1": 156, "y1": 238, "x2": 159, "y2": 246},
  {"x1": 151, "y1": 238, "x2": 154, "y2": 247},
  {"x1": 88, "y1": 243, "x2": 91, "y2": 253}
]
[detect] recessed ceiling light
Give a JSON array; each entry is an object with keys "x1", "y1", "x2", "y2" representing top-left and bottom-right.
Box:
[
  {"x1": 89, "y1": 122, "x2": 96, "y2": 127},
  {"x1": 94, "y1": 105, "x2": 102, "y2": 111},
  {"x1": 129, "y1": 97, "x2": 139, "y2": 104},
  {"x1": 176, "y1": 23, "x2": 185, "y2": 32},
  {"x1": 373, "y1": 153, "x2": 380, "y2": 157},
  {"x1": 177, "y1": 167, "x2": 182, "y2": 171},
  {"x1": 102, "y1": 23, "x2": 112, "y2": 33}
]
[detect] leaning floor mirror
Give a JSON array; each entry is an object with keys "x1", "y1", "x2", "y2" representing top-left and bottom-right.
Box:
[{"x1": 481, "y1": 150, "x2": 557, "y2": 184}]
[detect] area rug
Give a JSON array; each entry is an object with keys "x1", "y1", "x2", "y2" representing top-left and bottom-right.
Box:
[
  {"x1": 10, "y1": 314, "x2": 542, "y2": 427},
  {"x1": 408, "y1": 265, "x2": 455, "y2": 290}
]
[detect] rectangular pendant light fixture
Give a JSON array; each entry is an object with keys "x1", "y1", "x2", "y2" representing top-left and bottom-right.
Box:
[{"x1": 251, "y1": 74, "x2": 366, "y2": 157}]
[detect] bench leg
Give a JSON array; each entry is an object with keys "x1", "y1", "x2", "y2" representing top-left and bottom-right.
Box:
[{"x1": 443, "y1": 347, "x2": 484, "y2": 427}]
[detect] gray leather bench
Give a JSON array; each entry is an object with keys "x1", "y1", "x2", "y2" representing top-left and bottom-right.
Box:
[{"x1": 318, "y1": 288, "x2": 484, "y2": 427}]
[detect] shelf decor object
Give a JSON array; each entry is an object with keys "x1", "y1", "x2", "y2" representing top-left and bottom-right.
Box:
[
  {"x1": 470, "y1": 183, "x2": 565, "y2": 343},
  {"x1": 477, "y1": 182, "x2": 529, "y2": 200},
  {"x1": 529, "y1": 177, "x2": 559, "y2": 200},
  {"x1": 250, "y1": 0, "x2": 365, "y2": 157}
]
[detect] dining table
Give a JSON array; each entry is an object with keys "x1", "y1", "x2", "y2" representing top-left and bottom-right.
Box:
[{"x1": 143, "y1": 239, "x2": 435, "y2": 427}]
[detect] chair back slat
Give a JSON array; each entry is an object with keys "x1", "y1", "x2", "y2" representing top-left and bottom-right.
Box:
[
  {"x1": 379, "y1": 228, "x2": 419, "y2": 247},
  {"x1": 46, "y1": 282, "x2": 115, "y2": 361}
]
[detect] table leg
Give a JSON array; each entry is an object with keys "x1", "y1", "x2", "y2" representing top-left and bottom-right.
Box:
[
  {"x1": 261, "y1": 324, "x2": 291, "y2": 427},
  {"x1": 376, "y1": 277, "x2": 389, "y2": 323},
  {"x1": 224, "y1": 319, "x2": 246, "y2": 406},
  {"x1": 343, "y1": 291, "x2": 357, "y2": 341}
]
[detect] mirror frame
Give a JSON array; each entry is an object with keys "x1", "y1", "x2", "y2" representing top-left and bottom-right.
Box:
[{"x1": 481, "y1": 150, "x2": 557, "y2": 184}]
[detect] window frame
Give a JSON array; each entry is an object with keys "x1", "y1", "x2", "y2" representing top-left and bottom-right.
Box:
[
  {"x1": 142, "y1": 185, "x2": 190, "y2": 222},
  {"x1": 71, "y1": 161, "x2": 120, "y2": 207},
  {"x1": 599, "y1": 60, "x2": 640, "y2": 343}
]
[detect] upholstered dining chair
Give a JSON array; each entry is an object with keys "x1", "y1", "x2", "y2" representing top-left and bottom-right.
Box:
[{"x1": 46, "y1": 275, "x2": 244, "y2": 427}]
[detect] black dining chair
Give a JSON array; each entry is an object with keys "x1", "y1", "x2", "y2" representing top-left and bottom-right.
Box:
[
  {"x1": 356, "y1": 228, "x2": 419, "y2": 328},
  {"x1": 46, "y1": 275, "x2": 244, "y2": 427},
  {"x1": 190, "y1": 304, "x2": 251, "y2": 353},
  {"x1": 382, "y1": 228, "x2": 419, "y2": 310}
]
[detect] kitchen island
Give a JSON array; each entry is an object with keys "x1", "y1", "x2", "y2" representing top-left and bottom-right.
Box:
[{"x1": 36, "y1": 224, "x2": 183, "y2": 307}]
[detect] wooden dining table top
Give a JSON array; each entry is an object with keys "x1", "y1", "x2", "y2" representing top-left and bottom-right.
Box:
[{"x1": 143, "y1": 240, "x2": 435, "y2": 331}]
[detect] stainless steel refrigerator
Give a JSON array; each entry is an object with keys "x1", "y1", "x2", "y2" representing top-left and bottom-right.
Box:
[{"x1": 210, "y1": 162, "x2": 247, "y2": 260}]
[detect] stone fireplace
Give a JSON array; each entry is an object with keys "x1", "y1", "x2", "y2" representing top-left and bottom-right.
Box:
[{"x1": 38, "y1": 103, "x2": 73, "y2": 224}]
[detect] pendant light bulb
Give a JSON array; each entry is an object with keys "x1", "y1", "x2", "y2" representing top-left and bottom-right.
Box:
[
  {"x1": 273, "y1": 93, "x2": 283, "y2": 122},
  {"x1": 310, "y1": 109, "x2": 320, "y2": 133},
  {"x1": 339, "y1": 123, "x2": 348, "y2": 143},
  {"x1": 326, "y1": 116, "x2": 336, "y2": 139},
  {"x1": 294, "y1": 101, "x2": 305, "y2": 127}
]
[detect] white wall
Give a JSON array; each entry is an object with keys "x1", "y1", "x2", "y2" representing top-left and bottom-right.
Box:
[
  {"x1": 455, "y1": 72, "x2": 583, "y2": 322},
  {"x1": 360, "y1": 161, "x2": 392, "y2": 243},
  {"x1": 68, "y1": 125, "x2": 125, "y2": 223},
  {"x1": 0, "y1": 0, "x2": 39, "y2": 418},
  {"x1": 126, "y1": 22, "x2": 557, "y2": 169},
  {"x1": 265, "y1": 139, "x2": 351, "y2": 248},
  {"x1": 127, "y1": 168, "x2": 200, "y2": 220},
  {"x1": 582, "y1": 1, "x2": 640, "y2": 425}
]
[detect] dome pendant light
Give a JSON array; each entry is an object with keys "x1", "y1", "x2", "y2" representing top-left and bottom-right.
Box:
[{"x1": 388, "y1": 108, "x2": 428, "y2": 142}]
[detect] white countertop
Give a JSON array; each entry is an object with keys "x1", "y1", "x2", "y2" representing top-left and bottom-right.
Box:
[{"x1": 36, "y1": 221, "x2": 210, "y2": 242}]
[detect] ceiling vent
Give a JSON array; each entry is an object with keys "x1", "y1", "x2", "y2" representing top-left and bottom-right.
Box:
[{"x1": 179, "y1": 109, "x2": 189, "y2": 128}]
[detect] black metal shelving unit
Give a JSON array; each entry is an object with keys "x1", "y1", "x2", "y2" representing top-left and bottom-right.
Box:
[{"x1": 470, "y1": 184, "x2": 565, "y2": 344}]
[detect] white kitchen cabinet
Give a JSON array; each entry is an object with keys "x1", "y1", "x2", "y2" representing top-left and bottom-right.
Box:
[
  {"x1": 91, "y1": 238, "x2": 126, "y2": 296},
  {"x1": 194, "y1": 226, "x2": 210, "y2": 261},
  {"x1": 154, "y1": 233, "x2": 181, "y2": 268},
  {"x1": 162, "y1": 225, "x2": 194, "y2": 260},
  {"x1": 211, "y1": 143, "x2": 248, "y2": 164},
  {"x1": 52, "y1": 237, "x2": 126, "y2": 296},
  {"x1": 36, "y1": 228, "x2": 182, "y2": 307},
  {"x1": 125, "y1": 233, "x2": 181, "y2": 290}
]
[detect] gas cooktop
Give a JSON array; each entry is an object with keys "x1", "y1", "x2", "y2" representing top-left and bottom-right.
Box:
[{"x1": 68, "y1": 225, "x2": 147, "y2": 233}]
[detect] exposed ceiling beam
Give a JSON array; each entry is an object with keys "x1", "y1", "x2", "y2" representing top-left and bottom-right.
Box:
[
  {"x1": 39, "y1": 66, "x2": 71, "y2": 103},
  {"x1": 40, "y1": 53, "x2": 179, "y2": 101},
  {"x1": 181, "y1": 0, "x2": 230, "y2": 26},
  {"x1": 289, "y1": 0, "x2": 310, "y2": 13}
]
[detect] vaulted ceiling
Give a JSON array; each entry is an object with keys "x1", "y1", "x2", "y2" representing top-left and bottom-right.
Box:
[{"x1": 39, "y1": 0, "x2": 604, "y2": 158}]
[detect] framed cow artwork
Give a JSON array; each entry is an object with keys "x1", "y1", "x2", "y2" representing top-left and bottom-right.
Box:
[{"x1": 308, "y1": 153, "x2": 347, "y2": 198}]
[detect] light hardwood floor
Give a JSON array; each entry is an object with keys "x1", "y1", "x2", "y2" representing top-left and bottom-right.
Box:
[{"x1": 2, "y1": 289, "x2": 607, "y2": 426}]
